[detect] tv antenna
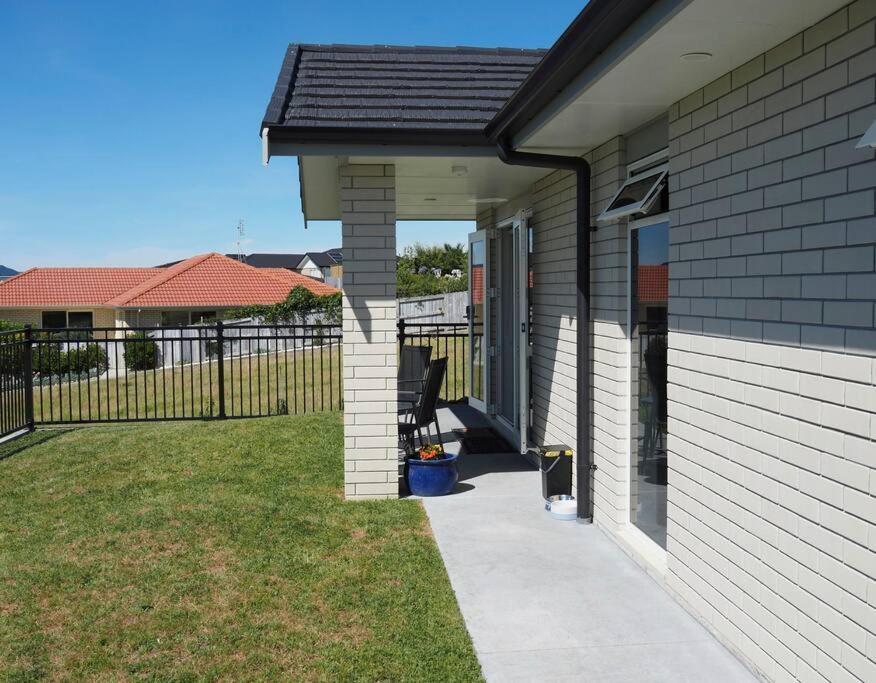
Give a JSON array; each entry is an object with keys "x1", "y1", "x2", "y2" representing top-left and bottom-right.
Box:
[{"x1": 236, "y1": 220, "x2": 245, "y2": 262}]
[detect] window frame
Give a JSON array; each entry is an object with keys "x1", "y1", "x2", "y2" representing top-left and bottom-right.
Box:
[
  {"x1": 623, "y1": 210, "x2": 671, "y2": 568},
  {"x1": 67, "y1": 311, "x2": 94, "y2": 328},
  {"x1": 597, "y1": 162, "x2": 669, "y2": 223},
  {"x1": 41, "y1": 311, "x2": 68, "y2": 329}
]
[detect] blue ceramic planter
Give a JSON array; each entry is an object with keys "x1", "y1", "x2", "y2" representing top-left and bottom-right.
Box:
[{"x1": 406, "y1": 453, "x2": 459, "y2": 496}]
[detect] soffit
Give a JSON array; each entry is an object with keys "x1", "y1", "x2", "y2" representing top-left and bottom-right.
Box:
[{"x1": 517, "y1": 0, "x2": 850, "y2": 153}]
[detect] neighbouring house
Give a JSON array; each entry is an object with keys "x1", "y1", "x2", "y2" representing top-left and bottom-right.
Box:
[
  {"x1": 225, "y1": 252, "x2": 304, "y2": 269},
  {"x1": 0, "y1": 265, "x2": 18, "y2": 281},
  {"x1": 295, "y1": 250, "x2": 343, "y2": 286},
  {"x1": 0, "y1": 252, "x2": 338, "y2": 333},
  {"x1": 261, "y1": 2, "x2": 876, "y2": 681},
  {"x1": 229, "y1": 250, "x2": 343, "y2": 287}
]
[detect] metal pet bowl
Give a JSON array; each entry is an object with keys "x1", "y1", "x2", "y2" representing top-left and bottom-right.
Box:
[{"x1": 545, "y1": 494, "x2": 575, "y2": 512}]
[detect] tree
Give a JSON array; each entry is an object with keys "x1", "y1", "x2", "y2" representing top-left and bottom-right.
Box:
[{"x1": 397, "y1": 242, "x2": 468, "y2": 298}]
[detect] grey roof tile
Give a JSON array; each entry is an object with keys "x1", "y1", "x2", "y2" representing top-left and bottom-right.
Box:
[{"x1": 262, "y1": 44, "x2": 545, "y2": 134}]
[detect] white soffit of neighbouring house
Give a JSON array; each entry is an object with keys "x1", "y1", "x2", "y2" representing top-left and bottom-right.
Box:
[
  {"x1": 516, "y1": 0, "x2": 851, "y2": 154},
  {"x1": 299, "y1": 155, "x2": 546, "y2": 221}
]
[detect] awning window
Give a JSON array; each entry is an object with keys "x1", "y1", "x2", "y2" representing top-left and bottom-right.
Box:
[{"x1": 597, "y1": 163, "x2": 668, "y2": 223}]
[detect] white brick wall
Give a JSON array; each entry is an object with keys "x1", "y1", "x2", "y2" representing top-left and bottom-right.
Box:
[
  {"x1": 477, "y1": 139, "x2": 630, "y2": 523},
  {"x1": 666, "y1": 4, "x2": 876, "y2": 681},
  {"x1": 340, "y1": 164, "x2": 398, "y2": 500}
]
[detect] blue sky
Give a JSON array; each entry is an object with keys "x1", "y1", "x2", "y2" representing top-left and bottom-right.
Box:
[{"x1": 1, "y1": 0, "x2": 583, "y2": 269}]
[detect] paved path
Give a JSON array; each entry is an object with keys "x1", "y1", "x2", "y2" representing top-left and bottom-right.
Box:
[{"x1": 420, "y1": 406, "x2": 755, "y2": 682}]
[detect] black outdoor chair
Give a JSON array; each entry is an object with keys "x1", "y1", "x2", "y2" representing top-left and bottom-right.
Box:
[
  {"x1": 397, "y1": 344, "x2": 432, "y2": 411},
  {"x1": 399, "y1": 357, "x2": 447, "y2": 454}
]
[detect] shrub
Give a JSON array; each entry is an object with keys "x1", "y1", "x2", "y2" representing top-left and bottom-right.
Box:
[
  {"x1": 0, "y1": 320, "x2": 22, "y2": 333},
  {"x1": 124, "y1": 333, "x2": 158, "y2": 370},
  {"x1": 65, "y1": 344, "x2": 108, "y2": 374},
  {"x1": 31, "y1": 343, "x2": 64, "y2": 375},
  {"x1": 229, "y1": 287, "x2": 342, "y2": 325}
]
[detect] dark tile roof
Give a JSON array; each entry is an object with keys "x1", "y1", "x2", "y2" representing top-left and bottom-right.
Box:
[
  {"x1": 262, "y1": 44, "x2": 545, "y2": 138},
  {"x1": 232, "y1": 253, "x2": 305, "y2": 269},
  {"x1": 304, "y1": 251, "x2": 339, "y2": 268}
]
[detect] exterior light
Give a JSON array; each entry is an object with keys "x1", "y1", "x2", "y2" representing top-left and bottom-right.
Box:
[
  {"x1": 451, "y1": 164, "x2": 468, "y2": 177},
  {"x1": 680, "y1": 52, "x2": 712, "y2": 62}
]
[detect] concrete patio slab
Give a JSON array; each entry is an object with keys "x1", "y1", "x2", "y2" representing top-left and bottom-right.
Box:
[{"x1": 421, "y1": 405, "x2": 755, "y2": 682}]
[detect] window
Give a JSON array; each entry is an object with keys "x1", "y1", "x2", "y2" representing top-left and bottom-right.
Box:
[
  {"x1": 67, "y1": 312, "x2": 94, "y2": 339},
  {"x1": 67, "y1": 312, "x2": 93, "y2": 328},
  {"x1": 629, "y1": 216, "x2": 669, "y2": 549},
  {"x1": 160, "y1": 310, "x2": 190, "y2": 327},
  {"x1": 598, "y1": 163, "x2": 668, "y2": 223},
  {"x1": 190, "y1": 311, "x2": 216, "y2": 324},
  {"x1": 41, "y1": 311, "x2": 67, "y2": 329}
]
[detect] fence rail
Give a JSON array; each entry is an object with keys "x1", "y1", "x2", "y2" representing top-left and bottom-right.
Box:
[
  {"x1": 397, "y1": 320, "x2": 474, "y2": 403},
  {"x1": 0, "y1": 328, "x2": 32, "y2": 438},
  {"x1": 0, "y1": 320, "x2": 474, "y2": 430},
  {"x1": 26, "y1": 323, "x2": 341, "y2": 425}
]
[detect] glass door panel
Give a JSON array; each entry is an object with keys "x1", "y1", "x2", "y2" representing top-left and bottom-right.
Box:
[{"x1": 468, "y1": 231, "x2": 487, "y2": 412}]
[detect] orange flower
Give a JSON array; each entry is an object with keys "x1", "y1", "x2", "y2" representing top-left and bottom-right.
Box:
[{"x1": 418, "y1": 443, "x2": 444, "y2": 460}]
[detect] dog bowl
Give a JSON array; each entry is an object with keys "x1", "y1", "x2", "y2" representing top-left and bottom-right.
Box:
[{"x1": 545, "y1": 494, "x2": 577, "y2": 521}]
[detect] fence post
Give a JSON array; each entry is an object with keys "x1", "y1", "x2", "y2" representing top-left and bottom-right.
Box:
[
  {"x1": 398, "y1": 317, "x2": 406, "y2": 347},
  {"x1": 216, "y1": 321, "x2": 226, "y2": 419},
  {"x1": 23, "y1": 325, "x2": 34, "y2": 431}
]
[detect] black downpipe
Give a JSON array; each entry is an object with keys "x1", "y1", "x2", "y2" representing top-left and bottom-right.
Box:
[{"x1": 496, "y1": 137, "x2": 595, "y2": 522}]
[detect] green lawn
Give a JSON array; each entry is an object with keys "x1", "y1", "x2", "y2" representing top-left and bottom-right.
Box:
[{"x1": 0, "y1": 416, "x2": 481, "y2": 681}]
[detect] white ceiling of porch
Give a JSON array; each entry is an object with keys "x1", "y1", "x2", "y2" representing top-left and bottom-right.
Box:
[{"x1": 300, "y1": 155, "x2": 547, "y2": 221}]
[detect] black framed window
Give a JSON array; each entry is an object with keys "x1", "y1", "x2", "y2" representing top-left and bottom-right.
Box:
[
  {"x1": 67, "y1": 312, "x2": 93, "y2": 328},
  {"x1": 190, "y1": 311, "x2": 217, "y2": 324},
  {"x1": 41, "y1": 311, "x2": 67, "y2": 329},
  {"x1": 160, "y1": 311, "x2": 189, "y2": 327},
  {"x1": 67, "y1": 312, "x2": 94, "y2": 339}
]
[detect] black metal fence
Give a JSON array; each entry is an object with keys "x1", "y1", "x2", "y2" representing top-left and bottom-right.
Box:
[
  {"x1": 0, "y1": 320, "x2": 474, "y2": 431},
  {"x1": 0, "y1": 328, "x2": 32, "y2": 438},
  {"x1": 397, "y1": 320, "x2": 474, "y2": 402},
  {"x1": 22, "y1": 323, "x2": 342, "y2": 425}
]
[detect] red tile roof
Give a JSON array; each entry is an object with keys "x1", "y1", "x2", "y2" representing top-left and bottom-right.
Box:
[
  {"x1": 0, "y1": 268, "x2": 157, "y2": 307},
  {"x1": 262, "y1": 267, "x2": 339, "y2": 296},
  {"x1": 637, "y1": 264, "x2": 668, "y2": 304},
  {"x1": 0, "y1": 253, "x2": 339, "y2": 309}
]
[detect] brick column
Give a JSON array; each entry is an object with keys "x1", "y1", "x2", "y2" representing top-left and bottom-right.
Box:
[{"x1": 340, "y1": 164, "x2": 398, "y2": 500}]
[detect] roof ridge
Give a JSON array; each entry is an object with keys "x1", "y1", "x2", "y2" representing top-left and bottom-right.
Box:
[
  {"x1": 295, "y1": 43, "x2": 547, "y2": 55},
  {"x1": 106, "y1": 253, "x2": 217, "y2": 307},
  {"x1": 0, "y1": 268, "x2": 35, "y2": 288}
]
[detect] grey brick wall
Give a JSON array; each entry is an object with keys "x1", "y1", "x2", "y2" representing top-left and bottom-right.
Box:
[
  {"x1": 666, "y1": 4, "x2": 876, "y2": 681},
  {"x1": 475, "y1": 139, "x2": 628, "y2": 522},
  {"x1": 668, "y1": 3, "x2": 876, "y2": 354}
]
